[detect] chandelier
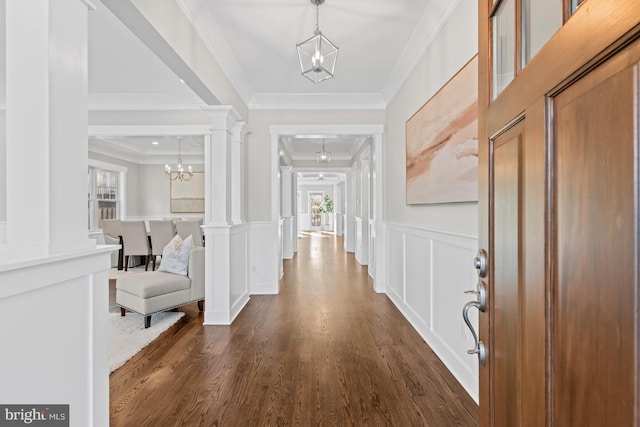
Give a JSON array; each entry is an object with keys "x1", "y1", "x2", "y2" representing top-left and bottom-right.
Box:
[
  {"x1": 165, "y1": 137, "x2": 193, "y2": 181},
  {"x1": 316, "y1": 139, "x2": 331, "y2": 163},
  {"x1": 296, "y1": 0, "x2": 339, "y2": 84}
]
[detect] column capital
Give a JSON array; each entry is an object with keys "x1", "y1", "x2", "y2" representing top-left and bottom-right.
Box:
[
  {"x1": 200, "y1": 106, "x2": 241, "y2": 131},
  {"x1": 232, "y1": 121, "x2": 251, "y2": 144}
]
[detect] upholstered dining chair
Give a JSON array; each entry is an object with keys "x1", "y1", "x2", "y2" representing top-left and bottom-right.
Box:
[
  {"x1": 176, "y1": 220, "x2": 204, "y2": 247},
  {"x1": 120, "y1": 220, "x2": 152, "y2": 271},
  {"x1": 102, "y1": 219, "x2": 122, "y2": 268},
  {"x1": 148, "y1": 220, "x2": 176, "y2": 271}
]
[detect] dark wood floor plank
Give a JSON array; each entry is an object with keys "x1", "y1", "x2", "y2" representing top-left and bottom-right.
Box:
[{"x1": 110, "y1": 233, "x2": 478, "y2": 426}]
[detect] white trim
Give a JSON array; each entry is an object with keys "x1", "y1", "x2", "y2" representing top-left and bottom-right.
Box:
[
  {"x1": 249, "y1": 93, "x2": 386, "y2": 110},
  {"x1": 269, "y1": 123, "x2": 385, "y2": 292},
  {"x1": 307, "y1": 191, "x2": 325, "y2": 231},
  {"x1": 88, "y1": 125, "x2": 212, "y2": 137},
  {"x1": 0, "y1": 222, "x2": 6, "y2": 245},
  {"x1": 80, "y1": 0, "x2": 97, "y2": 11},
  {"x1": 385, "y1": 221, "x2": 478, "y2": 240},
  {"x1": 88, "y1": 159, "x2": 127, "y2": 173},
  {"x1": 176, "y1": 0, "x2": 253, "y2": 103},
  {"x1": 89, "y1": 146, "x2": 204, "y2": 166},
  {"x1": 384, "y1": 221, "x2": 479, "y2": 403},
  {"x1": 88, "y1": 103, "x2": 207, "y2": 111},
  {"x1": 87, "y1": 160, "x2": 127, "y2": 232},
  {"x1": 382, "y1": 0, "x2": 461, "y2": 103},
  {"x1": 270, "y1": 124, "x2": 384, "y2": 138}
]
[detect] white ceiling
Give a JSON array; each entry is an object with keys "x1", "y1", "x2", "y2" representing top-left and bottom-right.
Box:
[
  {"x1": 179, "y1": 0, "x2": 453, "y2": 106},
  {"x1": 85, "y1": 0, "x2": 454, "y2": 164}
]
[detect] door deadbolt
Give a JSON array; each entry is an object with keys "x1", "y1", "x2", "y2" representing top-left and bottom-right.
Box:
[{"x1": 474, "y1": 249, "x2": 488, "y2": 278}]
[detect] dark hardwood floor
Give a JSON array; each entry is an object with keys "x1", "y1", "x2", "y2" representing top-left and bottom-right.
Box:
[{"x1": 110, "y1": 232, "x2": 478, "y2": 426}]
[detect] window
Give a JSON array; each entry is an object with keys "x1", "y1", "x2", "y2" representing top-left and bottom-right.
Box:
[{"x1": 88, "y1": 161, "x2": 126, "y2": 231}]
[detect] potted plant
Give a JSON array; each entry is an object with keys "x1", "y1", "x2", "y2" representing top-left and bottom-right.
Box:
[{"x1": 318, "y1": 195, "x2": 334, "y2": 231}]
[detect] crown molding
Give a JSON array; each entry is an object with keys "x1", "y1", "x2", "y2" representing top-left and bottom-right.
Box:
[
  {"x1": 177, "y1": 0, "x2": 253, "y2": 104},
  {"x1": 88, "y1": 92, "x2": 205, "y2": 109},
  {"x1": 381, "y1": 0, "x2": 461, "y2": 103},
  {"x1": 81, "y1": 0, "x2": 97, "y2": 11},
  {"x1": 88, "y1": 125, "x2": 212, "y2": 136},
  {"x1": 89, "y1": 146, "x2": 203, "y2": 165},
  {"x1": 249, "y1": 92, "x2": 386, "y2": 110}
]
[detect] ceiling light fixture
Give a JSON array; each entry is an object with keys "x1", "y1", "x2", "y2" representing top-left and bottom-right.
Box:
[
  {"x1": 296, "y1": 0, "x2": 338, "y2": 84},
  {"x1": 316, "y1": 138, "x2": 331, "y2": 163},
  {"x1": 165, "y1": 137, "x2": 193, "y2": 182}
]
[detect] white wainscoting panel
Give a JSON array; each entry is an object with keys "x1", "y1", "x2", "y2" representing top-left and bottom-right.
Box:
[
  {"x1": 230, "y1": 224, "x2": 250, "y2": 320},
  {"x1": 384, "y1": 222, "x2": 479, "y2": 403},
  {"x1": 248, "y1": 222, "x2": 280, "y2": 294},
  {"x1": 0, "y1": 221, "x2": 6, "y2": 244},
  {"x1": 404, "y1": 232, "x2": 431, "y2": 326},
  {"x1": 299, "y1": 214, "x2": 311, "y2": 231},
  {"x1": 386, "y1": 230, "x2": 404, "y2": 297},
  {"x1": 368, "y1": 219, "x2": 376, "y2": 278},
  {"x1": 344, "y1": 214, "x2": 355, "y2": 253},
  {"x1": 282, "y1": 217, "x2": 294, "y2": 259},
  {"x1": 0, "y1": 247, "x2": 114, "y2": 426}
]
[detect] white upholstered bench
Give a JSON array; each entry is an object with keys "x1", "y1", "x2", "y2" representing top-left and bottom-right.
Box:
[{"x1": 116, "y1": 247, "x2": 205, "y2": 328}]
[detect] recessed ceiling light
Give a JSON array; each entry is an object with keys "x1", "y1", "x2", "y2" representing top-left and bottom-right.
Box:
[
  {"x1": 179, "y1": 78, "x2": 185, "y2": 84},
  {"x1": 151, "y1": 141, "x2": 159, "y2": 145}
]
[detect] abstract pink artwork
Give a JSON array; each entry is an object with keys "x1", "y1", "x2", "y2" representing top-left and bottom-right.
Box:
[{"x1": 406, "y1": 56, "x2": 478, "y2": 204}]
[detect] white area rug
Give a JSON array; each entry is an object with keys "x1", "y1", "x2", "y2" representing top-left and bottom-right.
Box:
[{"x1": 108, "y1": 268, "x2": 184, "y2": 373}]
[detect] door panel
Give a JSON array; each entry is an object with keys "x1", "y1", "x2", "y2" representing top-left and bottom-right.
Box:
[
  {"x1": 552, "y1": 62, "x2": 637, "y2": 427},
  {"x1": 492, "y1": 124, "x2": 524, "y2": 427},
  {"x1": 479, "y1": 1, "x2": 640, "y2": 425}
]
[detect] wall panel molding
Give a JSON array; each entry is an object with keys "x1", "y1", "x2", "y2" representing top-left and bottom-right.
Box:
[{"x1": 384, "y1": 222, "x2": 479, "y2": 403}]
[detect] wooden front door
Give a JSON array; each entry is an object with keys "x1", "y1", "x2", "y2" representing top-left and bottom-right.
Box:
[{"x1": 476, "y1": 1, "x2": 640, "y2": 425}]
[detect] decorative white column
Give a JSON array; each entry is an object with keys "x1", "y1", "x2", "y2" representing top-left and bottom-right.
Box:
[
  {"x1": 334, "y1": 182, "x2": 344, "y2": 236},
  {"x1": 231, "y1": 122, "x2": 250, "y2": 225},
  {"x1": 0, "y1": 2, "x2": 112, "y2": 427},
  {"x1": 357, "y1": 159, "x2": 370, "y2": 265},
  {"x1": 344, "y1": 167, "x2": 356, "y2": 253},
  {"x1": 5, "y1": 0, "x2": 94, "y2": 256},
  {"x1": 372, "y1": 132, "x2": 386, "y2": 292},
  {"x1": 280, "y1": 166, "x2": 294, "y2": 259},
  {"x1": 201, "y1": 106, "x2": 250, "y2": 325},
  {"x1": 292, "y1": 172, "x2": 298, "y2": 253}
]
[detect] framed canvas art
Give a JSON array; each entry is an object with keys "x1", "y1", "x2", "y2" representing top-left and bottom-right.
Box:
[{"x1": 406, "y1": 55, "x2": 478, "y2": 204}]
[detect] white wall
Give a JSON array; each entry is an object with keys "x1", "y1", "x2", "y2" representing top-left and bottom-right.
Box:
[
  {"x1": 0, "y1": 111, "x2": 6, "y2": 236},
  {"x1": 247, "y1": 109, "x2": 385, "y2": 222},
  {"x1": 86, "y1": 153, "x2": 206, "y2": 220},
  {"x1": 385, "y1": 0, "x2": 478, "y2": 236},
  {"x1": 381, "y1": 0, "x2": 479, "y2": 401},
  {"x1": 137, "y1": 163, "x2": 204, "y2": 217}
]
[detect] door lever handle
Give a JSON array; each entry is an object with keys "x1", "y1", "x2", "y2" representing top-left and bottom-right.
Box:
[
  {"x1": 464, "y1": 282, "x2": 486, "y2": 312},
  {"x1": 463, "y1": 301, "x2": 486, "y2": 365}
]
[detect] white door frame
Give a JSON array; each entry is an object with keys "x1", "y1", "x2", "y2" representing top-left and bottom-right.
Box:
[{"x1": 269, "y1": 124, "x2": 385, "y2": 293}]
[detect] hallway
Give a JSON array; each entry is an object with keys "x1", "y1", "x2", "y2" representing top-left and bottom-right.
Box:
[{"x1": 110, "y1": 232, "x2": 478, "y2": 426}]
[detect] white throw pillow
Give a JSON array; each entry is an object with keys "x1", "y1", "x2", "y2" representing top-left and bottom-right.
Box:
[{"x1": 158, "y1": 234, "x2": 193, "y2": 276}]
